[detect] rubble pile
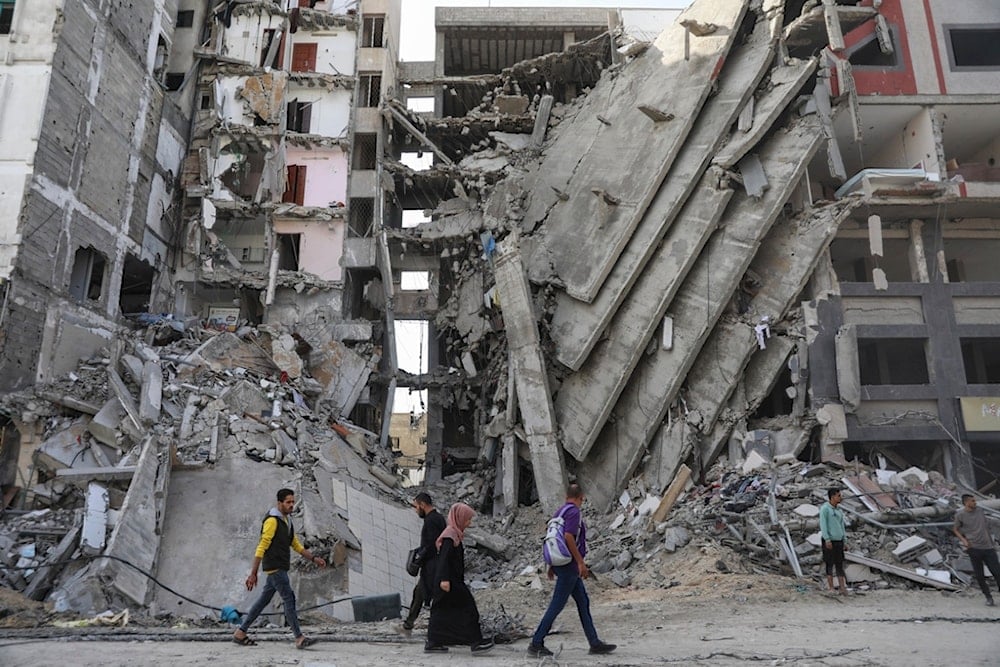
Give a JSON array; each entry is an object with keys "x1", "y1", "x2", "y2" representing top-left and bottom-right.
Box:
[{"x1": 0, "y1": 320, "x2": 401, "y2": 610}]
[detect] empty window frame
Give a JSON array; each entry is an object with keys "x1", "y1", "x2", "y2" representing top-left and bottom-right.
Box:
[
  {"x1": 829, "y1": 237, "x2": 913, "y2": 283},
  {"x1": 361, "y1": 15, "x2": 385, "y2": 48},
  {"x1": 119, "y1": 254, "x2": 155, "y2": 314},
  {"x1": 943, "y1": 238, "x2": 1000, "y2": 282},
  {"x1": 176, "y1": 10, "x2": 195, "y2": 28},
  {"x1": 945, "y1": 25, "x2": 1000, "y2": 70},
  {"x1": 260, "y1": 29, "x2": 285, "y2": 68},
  {"x1": 276, "y1": 233, "x2": 301, "y2": 271},
  {"x1": 406, "y1": 97, "x2": 435, "y2": 113},
  {"x1": 0, "y1": 1, "x2": 13, "y2": 34},
  {"x1": 962, "y1": 338, "x2": 1000, "y2": 384},
  {"x1": 164, "y1": 73, "x2": 186, "y2": 91},
  {"x1": 349, "y1": 197, "x2": 375, "y2": 236},
  {"x1": 400, "y1": 271, "x2": 430, "y2": 291},
  {"x1": 858, "y1": 338, "x2": 930, "y2": 385},
  {"x1": 353, "y1": 133, "x2": 378, "y2": 169},
  {"x1": 69, "y1": 247, "x2": 107, "y2": 303},
  {"x1": 402, "y1": 210, "x2": 430, "y2": 228},
  {"x1": 847, "y1": 26, "x2": 900, "y2": 69},
  {"x1": 358, "y1": 74, "x2": 382, "y2": 108},
  {"x1": 286, "y1": 99, "x2": 312, "y2": 133}
]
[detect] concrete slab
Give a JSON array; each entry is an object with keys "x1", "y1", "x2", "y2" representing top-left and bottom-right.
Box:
[
  {"x1": 549, "y1": 5, "x2": 784, "y2": 370},
  {"x1": 88, "y1": 399, "x2": 124, "y2": 448},
  {"x1": 575, "y1": 114, "x2": 825, "y2": 509},
  {"x1": 493, "y1": 236, "x2": 566, "y2": 513},
  {"x1": 712, "y1": 58, "x2": 817, "y2": 168},
  {"x1": 556, "y1": 171, "x2": 733, "y2": 462},
  {"x1": 100, "y1": 436, "x2": 171, "y2": 605},
  {"x1": 528, "y1": 0, "x2": 749, "y2": 303},
  {"x1": 152, "y1": 451, "x2": 300, "y2": 619},
  {"x1": 658, "y1": 200, "x2": 858, "y2": 477}
]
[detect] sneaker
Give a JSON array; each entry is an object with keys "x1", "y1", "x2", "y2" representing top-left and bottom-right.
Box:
[
  {"x1": 987, "y1": 598, "x2": 995, "y2": 607},
  {"x1": 527, "y1": 643, "x2": 554, "y2": 657},
  {"x1": 401, "y1": 621, "x2": 414, "y2": 631},
  {"x1": 424, "y1": 643, "x2": 448, "y2": 653},
  {"x1": 589, "y1": 641, "x2": 617, "y2": 655},
  {"x1": 471, "y1": 638, "x2": 495, "y2": 655}
]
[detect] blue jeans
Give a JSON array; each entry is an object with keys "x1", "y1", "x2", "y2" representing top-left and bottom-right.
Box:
[
  {"x1": 531, "y1": 564, "x2": 599, "y2": 647},
  {"x1": 239, "y1": 569, "x2": 302, "y2": 638}
]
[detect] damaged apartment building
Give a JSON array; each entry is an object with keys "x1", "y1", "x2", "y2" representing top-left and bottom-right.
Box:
[
  {"x1": 3, "y1": 0, "x2": 1000, "y2": 620},
  {"x1": 380, "y1": 0, "x2": 1000, "y2": 516}
]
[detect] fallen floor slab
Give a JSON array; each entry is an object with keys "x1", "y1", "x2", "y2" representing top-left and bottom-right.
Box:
[
  {"x1": 575, "y1": 113, "x2": 825, "y2": 509},
  {"x1": 527, "y1": 0, "x2": 749, "y2": 303},
  {"x1": 549, "y1": 3, "x2": 786, "y2": 370}
]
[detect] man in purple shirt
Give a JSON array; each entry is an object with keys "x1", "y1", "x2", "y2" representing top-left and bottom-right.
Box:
[{"x1": 527, "y1": 483, "x2": 617, "y2": 658}]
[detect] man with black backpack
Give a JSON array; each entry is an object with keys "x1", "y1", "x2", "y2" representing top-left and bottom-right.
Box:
[
  {"x1": 527, "y1": 483, "x2": 617, "y2": 658},
  {"x1": 402, "y1": 492, "x2": 446, "y2": 630}
]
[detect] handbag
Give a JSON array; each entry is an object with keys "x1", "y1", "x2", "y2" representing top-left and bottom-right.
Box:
[{"x1": 406, "y1": 546, "x2": 425, "y2": 576}]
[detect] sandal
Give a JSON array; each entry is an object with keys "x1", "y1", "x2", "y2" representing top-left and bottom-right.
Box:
[
  {"x1": 232, "y1": 634, "x2": 257, "y2": 647},
  {"x1": 296, "y1": 636, "x2": 316, "y2": 650}
]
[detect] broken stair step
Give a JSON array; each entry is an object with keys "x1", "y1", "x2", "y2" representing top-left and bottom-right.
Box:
[
  {"x1": 549, "y1": 3, "x2": 784, "y2": 371},
  {"x1": 526, "y1": 0, "x2": 749, "y2": 304},
  {"x1": 573, "y1": 114, "x2": 825, "y2": 510}
]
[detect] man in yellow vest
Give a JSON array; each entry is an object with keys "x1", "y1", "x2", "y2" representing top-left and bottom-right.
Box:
[{"x1": 233, "y1": 488, "x2": 327, "y2": 649}]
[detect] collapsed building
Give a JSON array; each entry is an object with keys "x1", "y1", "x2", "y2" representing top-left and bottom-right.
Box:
[{"x1": 2, "y1": 0, "x2": 1000, "y2": 622}]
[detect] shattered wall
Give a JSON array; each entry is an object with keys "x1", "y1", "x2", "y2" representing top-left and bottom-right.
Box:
[{"x1": 0, "y1": 0, "x2": 185, "y2": 391}]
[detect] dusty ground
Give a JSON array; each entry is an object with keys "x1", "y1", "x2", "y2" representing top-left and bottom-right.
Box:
[{"x1": 2, "y1": 558, "x2": 999, "y2": 666}]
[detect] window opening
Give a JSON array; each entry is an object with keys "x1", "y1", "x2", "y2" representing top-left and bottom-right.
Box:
[
  {"x1": 276, "y1": 233, "x2": 301, "y2": 271},
  {"x1": 286, "y1": 99, "x2": 313, "y2": 133},
  {"x1": 406, "y1": 97, "x2": 435, "y2": 113},
  {"x1": 362, "y1": 16, "x2": 385, "y2": 48},
  {"x1": 260, "y1": 29, "x2": 285, "y2": 68},
  {"x1": 858, "y1": 338, "x2": 930, "y2": 385},
  {"x1": 119, "y1": 254, "x2": 156, "y2": 315},
  {"x1": 69, "y1": 247, "x2": 107, "y2": 303},
  {"x1": 176, "y1": 10, "x2": 194, "y2": 28},
  {"x1": 349, "y1": 198, "x2": 375, "y2": 236},
  {"x1": 353, "y1": 133, "x2": 378, "y2": 169},
  {"x1": 0, "y1": 1, "x2": 14, "y2": 34},
  {"x1": 961, "y1": 339, "x2": 1000, "y2": 384},
  {"x1": 358, "y1": 74, "x2": 382, "y2": 108},
  {"x1": 947, "y1": 27, "x2": 1000, "y2": 68},
  {"x1": 400, "y1": 271, "x2": 429, "y2": 291}
]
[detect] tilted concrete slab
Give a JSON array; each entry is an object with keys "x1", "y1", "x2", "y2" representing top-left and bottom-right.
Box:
[
  {"x1": 651, "y1": 200, "x2": 857, "y2": 487},
  {"x1": 574, "y1": 115, "x2": 824, "y2": 509},
  {"x1": 699, "y1": 336, "x2": 796, "y2": 469},
  {"x1": 493, "y1": 237, "x2": 566, "y2": 513},
  {"x1": 712, "y1": 58, "x2": 817, "y2": 169},
  {"x1": 550, "y1": 2, "x2": 784, "y2": 370},
  {"x1": 682, "y1": 200, "x2": 858, "y2": 435},
  {"x1": 556, "y1": 171, "x2": 734, "y2": 461},
  {"x1": 528, "y1": 0, "x2": 749, "y2": 303},
  {"x1": 98, "y1": 436, "x2": 170, "y2": 605}
]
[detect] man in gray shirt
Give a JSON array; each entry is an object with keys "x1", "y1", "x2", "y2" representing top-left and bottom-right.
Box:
[{"x1": 953, "y1": 494, "x2": 1000, "y2": 607}]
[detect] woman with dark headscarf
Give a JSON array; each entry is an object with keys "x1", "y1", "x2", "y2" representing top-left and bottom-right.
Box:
[{"x1": 424, "y1": 502, "x2": 494, "y2": 655}]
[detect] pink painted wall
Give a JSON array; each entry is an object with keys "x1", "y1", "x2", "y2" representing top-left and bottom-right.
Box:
[
  {"x1": 285, "y1": 147, "x2": 348, "y2": 207},
  {"x1": 273, "y1": 218, "x2": 345, "y2": 282}
]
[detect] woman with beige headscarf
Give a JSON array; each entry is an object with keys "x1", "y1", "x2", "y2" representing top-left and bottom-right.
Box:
[{"x1": 424, "y1": 502, "x2": 494, "y2": 655}]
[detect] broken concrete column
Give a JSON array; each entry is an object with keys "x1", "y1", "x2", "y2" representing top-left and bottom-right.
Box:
[
  {"x1": 88, "y1": 399, "x2": 124, "y2": 449},
  {"x1": 493, "y1": 236, "x2": 566, "y2": 513}
]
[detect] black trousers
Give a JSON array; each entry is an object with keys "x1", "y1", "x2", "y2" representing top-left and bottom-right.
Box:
[
  {"x1": 823, "y1": 540, "x2": 845, "y2": 577},
  {"x1": 403, "y1": 579, "x2": 425, "y2": 628},
  {"x1": 967, "y1": 547, "x2": 1000, "y2": 600}
]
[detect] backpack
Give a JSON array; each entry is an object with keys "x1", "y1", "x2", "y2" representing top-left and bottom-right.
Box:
[{"x1": 542, "y1": 504, "x2": 576, "y2": 567}]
